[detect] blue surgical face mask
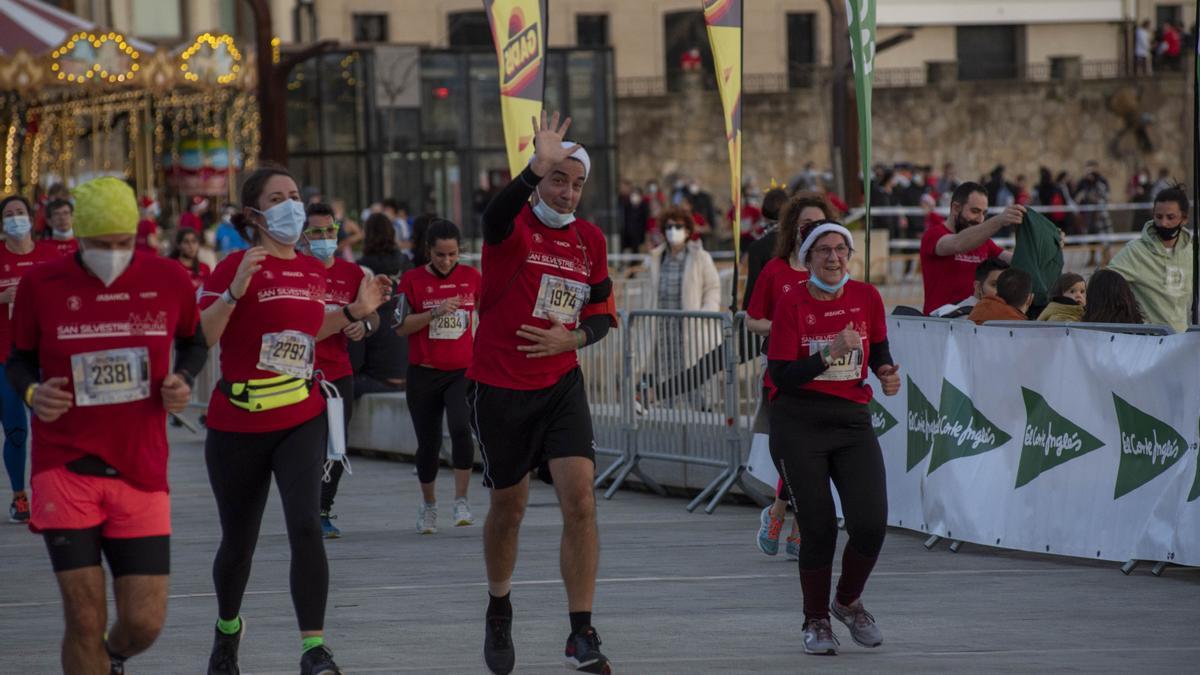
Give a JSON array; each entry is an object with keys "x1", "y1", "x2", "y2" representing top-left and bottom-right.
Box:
[
  {"x1": 253, "y1": 199, "x2": 306, "y2": 245},
  {"x1": 2, "y1": 215, "x2": 32, "y2": 238},
  {"x1": 809, "y1": 272, "x2": 850, "y2": 294},
  {"x1": 532, "y1": 187, "x2": 576, "y2": 229},
  {"x1": 308, "y1": 238, "x2": 338, "y2": 260}
]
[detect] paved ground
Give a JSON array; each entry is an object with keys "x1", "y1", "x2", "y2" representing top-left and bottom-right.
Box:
[{"x1": 2, "y1": 428, "x2": 1199, "y2": 674}]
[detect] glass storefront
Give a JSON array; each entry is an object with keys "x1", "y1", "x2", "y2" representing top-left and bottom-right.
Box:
[{"x1": 286, "y1": 47, "x2": 616, "y2": 248}]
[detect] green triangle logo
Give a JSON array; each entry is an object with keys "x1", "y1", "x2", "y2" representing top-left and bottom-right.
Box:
[
  {"x1": 1187, "y1": 416, "x2": 1200, "y2": 502},
  {"x1": 905, "y1": 376, "x2": 938, "y2": 471},
  {"x1": 1014, "y1": 387, "x2": 1105, "y2": 488},
  {"x1": 869, "y1": 399, "x2": 897, "y2": 437},
  {"x1": 1113, "y1": 394, "x2": 1188, "y2": 499},
  {"x1": 927, "y1": 379, "x2": 1012, "y2": 474}
]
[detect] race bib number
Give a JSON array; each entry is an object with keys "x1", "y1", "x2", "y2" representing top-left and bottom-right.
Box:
[
  {"x1": 429, "y1": 309, "x2": 469, "y2": 340},
  {"x1": 70, "y1": 347, "x2": 150, "y2": 407},
  {"x1": 809, "y1": 339, "x2": 863, "y2": 382},
  {"x1": 258, "y1": 330, "x2": 315, "y2": 380},
  {"x1": 533, "y1": 274, "x2": 589, "y2": 325}
]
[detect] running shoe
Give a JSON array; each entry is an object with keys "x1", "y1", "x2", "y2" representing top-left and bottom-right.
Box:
[
  {"x1": 483, "y1": 615, "x2": 515, "y2": 674},
  {"x1": 830, "y1": 599, "x2": 883, "y2": 648},
  {"x1": 417, "y1": 502, "x2": 437, "y2": 534},
  {"x1": 9, "y1": 492, "x2": 29, "y2": 523},
  {"x1": 802, "y1": 618, "x2": 839, "y2": 655},
  {"x1": 785, "y1": 534, "x2": 801, "y2": 561},
  {"x1": 454, "y1": 498, "x2": 474, "y2": 526},
  {"x1": 106, "y1": 641, "x2": 125, "y2": 674},
  {"x1": 299, "y1": 644, "x2": 343, "y2": 675},
  {"x1": 564, "y1": 627, "x2": 612, "y2": 673},
  {"x1": 320, "y1": 512, "x2": 341, "y2": 539},
  {"x1": 206, "y1": 619, "x2": 243, "y2": 675},
  {"x1": 756, "y1": 506, "x2": 783, "y2": 556}
]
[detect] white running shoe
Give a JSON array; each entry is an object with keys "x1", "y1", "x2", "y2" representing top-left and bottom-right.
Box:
[
  {"x1": 417, "y1": 502, "x2": 438, "y2": 534},
  {"x1": 453, "y1": 498, "x2": 474, "y2": 526}
]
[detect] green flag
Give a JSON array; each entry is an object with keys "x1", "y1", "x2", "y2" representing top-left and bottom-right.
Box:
[
  {"x1": 869, "y1": 398, "x2": 898, "y2": 437},
  {"x1": 927, "y1": 380, "x2": 1012, "y2": 474},
  {"x1": 1015, "y1": 387, "x2": 1105, "y2": 488},
  {"x1": 846, "y1": 0, "x2": 876, "y2": 273},
  {"x1": 1112, "y1": 394, "x2": 1188, "y2": 499}
]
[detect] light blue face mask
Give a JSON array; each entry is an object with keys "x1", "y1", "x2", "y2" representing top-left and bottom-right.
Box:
[
  {"x1": 532, "y1": 187, "x2": 576, "y2": 229},
  {"x1": 253, "y1": 199, "x2": 306, "y2": 245},
  {"x1": 308, "y1": 238, "x2": 338, "y2": 260},
  {"x1": 809, "y1": 272, "x2": 850, "y2": 294},
  {"x1": 2, "y1": 215, "x2": 32, "y2": 238}
]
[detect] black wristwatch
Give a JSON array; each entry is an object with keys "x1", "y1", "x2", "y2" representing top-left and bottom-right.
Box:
[{"x1": 342, "y1": 305, "x2": 358, "y2": 323}]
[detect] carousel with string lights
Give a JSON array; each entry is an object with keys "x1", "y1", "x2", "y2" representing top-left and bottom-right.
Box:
[{"x1": 0, "y1": 0, "x2": 260, "y2": 214}]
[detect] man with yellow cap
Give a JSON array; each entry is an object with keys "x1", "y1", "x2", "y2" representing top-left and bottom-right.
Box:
[{"x1": 5, "y1": 177, "x2": 209, "y2": 674}]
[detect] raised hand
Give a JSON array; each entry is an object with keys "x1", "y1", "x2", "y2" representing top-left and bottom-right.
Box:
[
  {"x1": 230, "y1": 247, "x2": 268, "y2": 299},
  {"x1": 829, "y1": 323, "x2": 862, "y2": 360},
  {"x1": 351, "y1": 274, "x2": 393, "y2": 316},
  {"x1": 529, "y1": 110, "x2": 579, "y2": 177}
]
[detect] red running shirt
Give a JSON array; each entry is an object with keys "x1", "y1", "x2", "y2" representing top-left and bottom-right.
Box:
[
  {"x1": 199, "y1": 250, "x2": 327, "y2": 433},
  {"x1": 767, "y1": 280, "x2": 887, "y2": 405},
  {"x1": 11, "y1": 254, "x2": 199, "y2": 492},
  {"x1": 745, "y1": 256, "x2": 811, "y2": 396},
  {"x1": 398, "y1": 263, "x2": 481, "y2": 371},
  {"x1": 468, "y1": 205, "x2": 609, "y2": 390},
  {"x1": 48, "y1": 238, "x2": 79, "y2": 257},
  {"x1": 175, "y1": 259, "x2": 212, "y2": 292},
  {"x1": 315, "y1": 257, "x2": 366, "y2": 382},
  {"x1": 919, "y1": 220, "x2": 1003, "y2": 314},
  {"x1": 0, "y1": 241, "x2": 61, "y2": 362}
]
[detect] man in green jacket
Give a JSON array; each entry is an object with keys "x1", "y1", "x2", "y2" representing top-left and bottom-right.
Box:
[{"x1": 1108, "y1": 186, "x2": 1193, "y2": 332}]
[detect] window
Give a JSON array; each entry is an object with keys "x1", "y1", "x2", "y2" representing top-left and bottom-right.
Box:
[
  {"x1": 664, "y1": 11, "x2": 714, "y2": 92},
  {"x1": 131, "y1": 0, "x2": 183, "y2": 39},
  {"x1": 448, "y1": 11, "x2": 492, "y2": 48},
  {"x1": 786, "y1": 13, "x2": 816, "y2": 87},
  {"x1": 353, "y1": 13, "x2": 388, "y2": 43},
  {"x1": 1156, "y1": 5, "x2": 1183, "y2": 28},
  {"x1": 218, "y1": 0, "x2": 255, "y2": 42},
  {"x1": 956, "y1": 25, "x2": 1022, "y2": 80},
  {"x1": 576, "y1": 14, "x2": 609, "y2": 47}
]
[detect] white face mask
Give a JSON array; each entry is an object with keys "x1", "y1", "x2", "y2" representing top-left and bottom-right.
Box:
[
  {"x1": 3, "y1": 215, "x2": 32, "y2": 238},
  {"x1": 666, "y1": 227, "x2": 688, "y2": 246},
  {"x1": 532, "y1": 187, "x2": 576, "y2": 229},
  {"x1": 253, "y1": 199, "x2": 307, "y2": 245},
  {"x1": 53, "y1": 227, "x2": 74, "y2": 240},
  {"x1": 81, "y1": 247, "x2": 134, "y2": 287}
]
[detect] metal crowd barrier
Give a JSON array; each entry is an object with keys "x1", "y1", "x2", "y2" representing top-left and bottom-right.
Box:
[
  {"x1": 983, "y1": 320, "x2": 1174, "y2": 336},
  {"x1": 578, "y1": 309, "x2": 629, "y2": 467}
]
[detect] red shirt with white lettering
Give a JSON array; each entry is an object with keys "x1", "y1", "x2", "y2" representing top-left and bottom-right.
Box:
[
  {"x1": 746, "y1": 256, "x2": 811, "y2": 396},
  {"x1": 398, "y1": 263, "x2": 481, "y2": 371},
  {"x1": 315, "y1": 257, "x2": 366, "y2": 382},
  {"x1": 767, "y1": 280, "x2": 887, "y2": 405},
  {"x1": 469, "y1": 205, "x2": 609, "y2": 390},
  {"x1": 48, "y1": 237, "x2": 79, "y2": 257},
  {"x1": 12, "y1": 254, "x2": 199, "y2": 492},
  {"x1": 199, "y1": 250, "x2": 327, "y2": 433},
  {"x1": 174, "y1": 258, "x2": 212, "y2": 292},
  {"x1": 919, "y1": 220, "x2": 1003, "y2": 314},
  {"x1": 0, "y1": 241, "x2": 61, "y2": 362}
]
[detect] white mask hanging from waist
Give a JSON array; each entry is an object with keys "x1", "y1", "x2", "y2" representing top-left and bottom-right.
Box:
[{"x1": 532, "y1": 186, "x2": 576, "y2": 229}]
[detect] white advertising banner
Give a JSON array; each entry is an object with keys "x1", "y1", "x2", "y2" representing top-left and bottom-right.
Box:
[{"x1": 869, "y1": 317, "x2": 1200, "y2": 567}]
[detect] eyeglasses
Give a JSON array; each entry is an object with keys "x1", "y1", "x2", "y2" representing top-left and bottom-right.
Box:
[
  {"x1": 664, "y1": 222, "x2": 687, "y2": 229},
  {"x1": 811, "y1": 245, "x2": 851, "y2": 259}
]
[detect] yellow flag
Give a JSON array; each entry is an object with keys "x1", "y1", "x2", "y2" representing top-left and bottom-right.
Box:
[
  {"x1": 484, "y1": 1, "x2": 548, "y2": 177},
  {"x1": 703, "y1": 0, "x2": 743, "y2": 260}
]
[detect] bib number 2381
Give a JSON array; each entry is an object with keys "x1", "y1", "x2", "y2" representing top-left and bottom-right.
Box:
[
  {"x1": 533, "y1": 274, "x2": 589, "y2": 325},
  {"x1": 70, "y1": 347, "x2": 151, "y2": 406},
  {"x1": 258, "y1": 330, "x2": 315, "y2": 380}
]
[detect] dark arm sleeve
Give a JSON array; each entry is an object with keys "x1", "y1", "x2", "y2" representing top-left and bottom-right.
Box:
[
  {"x1": 482, "y1": 165, "x2": 542, "y2": 245},
  {"x1": 742, "y1": 246, "x2": 766, "y2": 311},
  {"x1": 768, "y1": 354, "x2": 829, "y2": 396},
  {"x1": 173, "y1": 326, "x2": 210, "y2": 382},
  {"x1": 868, "y1": 338, "x2": 893, "y2": 372},
  {"x1": 589, "y1": 277, "x2": 612, "y2": 304},
  {"x1": 6, "y1": 348, "x2": 40, "y2": 401},
  {"x1": 578, "y1": 313, "x2": 611, "y2": 347}
]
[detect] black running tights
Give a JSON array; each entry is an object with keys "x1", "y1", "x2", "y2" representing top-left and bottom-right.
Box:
[
  {"x1": 769, "y1": 392, "x2": 887, "y2": 621},
  {"x1": 205, "y1": 412, "x2": 329, "y2": 632},
  {"x1": 407, "y1": 365, "x2": 474, "y2": 485}
]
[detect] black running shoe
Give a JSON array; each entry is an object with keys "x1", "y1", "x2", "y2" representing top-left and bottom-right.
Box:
[
  {"x1": 105, "y1": 642, "x2": 125, "y2": 674},
  {"x1": 483, "y1": 616, "x2": 515, "y2": 674},
  {"x1": 564, "y1": 627, "x2": 612, "y2": 673},
  {"x1": 299, "y1": 644, "x2": 342, "y2": 675},
  {"x1": 206, "y1": 621, "x2": 243, "y2": 675}
]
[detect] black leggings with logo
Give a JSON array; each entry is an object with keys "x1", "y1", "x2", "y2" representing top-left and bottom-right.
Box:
[
  {"x1": 769, "y1": 391, "x2": 887, "y2": 622},
  {"x1": 407, "y1": 365, "x2": 474, "y2": 485},
  {"x1": 205, "y1": 412, "x2": 329, "y2": 632}
]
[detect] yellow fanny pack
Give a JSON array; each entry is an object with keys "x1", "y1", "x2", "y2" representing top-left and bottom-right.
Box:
[{"x1": 218, "y1": 375, "x2": 310, "y2": 412}]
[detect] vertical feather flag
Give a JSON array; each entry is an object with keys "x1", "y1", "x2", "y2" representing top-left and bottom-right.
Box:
[
  {"x1": 846, "y1": 0, "x2": 876, "y2": 279},
  {"x1": 484, "y1": 0, "x2": 549, "y2": 177},
  {"x1": 703, "y1": 0, "x2": 743, "y2": 306}
]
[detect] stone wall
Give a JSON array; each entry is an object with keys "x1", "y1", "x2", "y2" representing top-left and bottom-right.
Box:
[{"x1": 617, "y1": 71, "x2": 1193, "y2": 217}]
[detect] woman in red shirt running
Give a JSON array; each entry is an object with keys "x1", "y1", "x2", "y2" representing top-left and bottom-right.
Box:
[
  {"x1": 396, "y1": 219, "x2": 481, "y2": 533},
  {"x1": 197, "y1": 165, "x2": 390, "y2": 675},
  {"x1": 169, "y1": 228, "x2": 212, "y2": 292},
  {"x1": 767, "y1": 220, "x2": 901, "y2": 656}
]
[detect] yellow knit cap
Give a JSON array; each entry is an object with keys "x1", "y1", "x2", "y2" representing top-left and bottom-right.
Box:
[{"x1": 73, "y1": 177, "x2": 138, "y2": 238}]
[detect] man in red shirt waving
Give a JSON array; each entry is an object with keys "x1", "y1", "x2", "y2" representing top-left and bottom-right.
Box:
[
  {"x1": 919, "y1": 181, "x2": 1020, "y2": 314},
  {"x1": 469, "y1": 111, "x2": 615, "y2": 675},
  {"x1": 7, "y1": 177, "x2": 207, "y2": 674}
]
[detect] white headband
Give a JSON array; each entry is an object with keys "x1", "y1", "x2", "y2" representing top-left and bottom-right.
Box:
[
  {"x1": 797, "y1": 222, "x2": 855, "y2": 264},
  {"x1": 530, "y1": 141, "x2": 590, "y2": 181}
]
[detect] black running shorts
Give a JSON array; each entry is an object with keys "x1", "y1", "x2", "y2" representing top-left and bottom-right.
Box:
[{"x1": 468, "y1": 367, "x2": 596, "y2": 490}]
